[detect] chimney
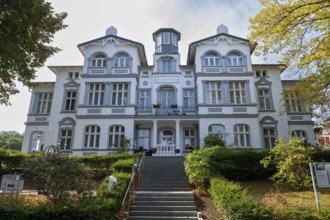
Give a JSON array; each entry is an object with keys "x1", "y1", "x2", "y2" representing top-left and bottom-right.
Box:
[
  {"x1": 106, "y1": 26, "x2": 117, "y2": 36},
  {"x1": 217, "y1": 24, "x2": 229, "y2": 34}
]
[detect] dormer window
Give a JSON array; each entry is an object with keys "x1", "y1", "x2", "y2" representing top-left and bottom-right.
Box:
[
  {"x1": 227, "y1": 53, "x2": 243, "y2": 66},
  {"x1": 153, "y1": 28, "x2": 180, "y2": 54},
  {"x1": 204, "y1": 53, "x2": 220, "y2": 66},
  {"x1": 91, "y1": 54, "x2": 107, "y2": 68},
  {"x1": 114, "y1": 53, "x2": 130, "y2": 67}
]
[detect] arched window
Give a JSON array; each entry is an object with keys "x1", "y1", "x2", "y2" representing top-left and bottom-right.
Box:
[
  {"x1": 114, "y1": 53, "x2": 130, "y2": 67},
  {"x1": 29, "y1": 131, "x2": 45, "y2": 152},
  {"x1": 233, "y1": 124, "x2": 251, "y2": 147},
  {"x1": 260, "y1": 117, "x2": 277, "y2": 149},
  {"x1": 208, "y1": 124, "x2": 226, "y2": 139},
  {"x1": 59, "y1": 117, "x2": 75, "y2": 151},
  {"x1": 204, "y1": 52, "x2": 220, "y2": 66},
  {"x1": 292, "y1": 130, "x2": 308, "y2": 143},
  {"x1": 227, "y1": 53, "x2": 243, "y2": 66},
  {"x1": 109, "y1": 125, "x2": 125, "y2": 148},
  {"x1": 84, "y1": 125, "x2": 100, "y2": 148},
  {"x1": 91, "y1": 54, "x2": 107, "y2": 68}
]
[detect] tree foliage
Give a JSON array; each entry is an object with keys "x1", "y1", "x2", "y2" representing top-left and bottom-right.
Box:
[
  {"x1": 0, "y1": 131, "x2": 23, "y2": 150},
  {"x1": 203, "y1": 133, "x2": 225, "y2": 148},
  {"x1": 0, "y1": 0, "x2": 67, "y2": 105},
  {"x1": 249, "y1": 0, "x2": 330, "y2": 120},
  {"x1": 21, "y1": 154, "x2": 93, "y2": 204},
  {"x1": 261, "y1": 138, "x2": 314, "y2": 190}
]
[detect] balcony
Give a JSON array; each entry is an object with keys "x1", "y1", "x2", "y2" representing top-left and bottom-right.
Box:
[{"x1": 137, "y1": 105, "x2": 197, "y2": 116}]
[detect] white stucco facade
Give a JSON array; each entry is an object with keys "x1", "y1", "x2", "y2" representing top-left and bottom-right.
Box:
[{"x1": 22, "y1": 26, "x2": 316, "y2": 156}]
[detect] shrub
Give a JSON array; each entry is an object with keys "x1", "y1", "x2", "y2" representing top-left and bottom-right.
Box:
[
  {"x1": 209, "y1": 177, "x2": 272, "y2": 220},
  {"x1": 312, "y1": 148, "x2": 330, "y2": 162},
  {"x1": 261, "y1": 138, "x2": 314, "y2": 190},
  {"x1": 111, "y1": 158, "x2": 135, "y2": 173},
  {"x1": 97, "y1": 172, "x2": 131, "y2": 199},
  {"x1": 21, "y1": 154, "x2": 93, "y2": 203},
  {"x1": 203, "y1": 133, "x2": 225, "y2": 148}
]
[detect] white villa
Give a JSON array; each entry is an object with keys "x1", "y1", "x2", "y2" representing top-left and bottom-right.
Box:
[{"x1": 21, "y1": 25, "x2": 315, "y2": 156}]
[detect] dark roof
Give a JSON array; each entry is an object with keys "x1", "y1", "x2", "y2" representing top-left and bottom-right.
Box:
[
  {"x1": 77, "y1": 34, "x2": 148, "y2": 66},
  {"x1": 187, "y1": 32, "x2": 256, "y2": 65}
]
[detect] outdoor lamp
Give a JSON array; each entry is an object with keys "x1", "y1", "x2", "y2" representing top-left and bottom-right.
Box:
[{"x1": 108, "y1": 175, "x2": 117, "y2": 190}]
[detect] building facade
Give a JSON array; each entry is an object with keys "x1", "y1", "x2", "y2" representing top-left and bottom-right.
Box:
[{"x1": 21, "y1": 25, "x2": 316, "y2": 156}]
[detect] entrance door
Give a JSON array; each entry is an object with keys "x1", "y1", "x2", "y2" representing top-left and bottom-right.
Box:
[{"x1": 160, "y1": 130, "x2": 174, "y2": 145}]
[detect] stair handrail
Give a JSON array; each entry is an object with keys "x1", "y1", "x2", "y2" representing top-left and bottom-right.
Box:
[
  {"x1": 121, "y1": 152, "x2": 145, "y2": 217},
  {"x1": 137, "y1": 151, "x2": 145, "y2": 184}
]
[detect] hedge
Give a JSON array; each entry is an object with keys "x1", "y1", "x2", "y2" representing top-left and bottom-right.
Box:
[{"x1": 209, "y1": 177, "x2": 272, "y2": 220}]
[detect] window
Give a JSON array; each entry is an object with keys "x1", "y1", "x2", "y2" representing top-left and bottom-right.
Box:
[
  {"x1": 183, "y1": 89, "x2": 195, "y2": 109},
  {"x1": 88, "y1": 83, "x2": 105, "y2": 106},
  {"x1": 91, "y1": 54, "x2": 107, "y2": 68},
  {"x1": 64, "y1": 91, "x2": 77, "y2": 111},
  {"x1": 29, "y1": 131, "x2": 45, "y2": 152},
  {"x1": 171, "y1": 33, "x2": 177, "y2": 46},
  {"x1": 184, "y1": 129, "x2": 196, "y2": 149},
  {"x1": 112, "y1": 83, "x2": 128, "y2": 105},
  {"x1": 59, "y1": 129, "x2": 72, "y2": 151},
  {"x1": 163, "y1": 32, "x2": 170, "y2": 44},
  {"x1": 162, "y1": 59, "x2": 173, "y2": 73},
  {"x1": 292, "y1": 130, "x2": 308, "y2": 143},
  {"x1": 160, "y1": 87, "x2": 174, "y2": 108},
  {"x1": 84, "y1": 125, "x2": 100, "y2": 148},
  {"x1": 229, "y1": 81, "x2": 246, "y2": 104},
  {"x1": 68, "y1": 72, "x2": 79, "y2": 79},
  {"x1": 209, "y1": 124, "x2": 226, "y2": 139},
  {"x1": 204, "y1": 53, "x2": 220, "y2": 66},
  {"x1": 109, "y1": 125, "x2": 125, "y2": 148},
  {"x1": 114, "y1": 53, "x2": 130, "y2": 67},
  {"x1": 139, "y1": 90, "x2": 151, "y2": 110},
  {"x1": 35, "y1": 93, "x2": 53, "y2": 114},
  {"x1": 234, "y1": 124, "x2": 251, "y2": 147},
  {"x1": 258, "y1": 88, "x2": 272, "y2": 110},
  {"x1": 284, "y1": 91, "x2": 302, "y2": 112},
  {"x1": 256, "y1": 70, "x2": 267, "y2": 77},
  {"x1": 204, "y1": 81, "x2": 222, "y2": 104},
  {"x1": 227, "y1": 53, "x2": 243, "y2": 66},
  {"x1": 264, "y1": 128, "x2": 276, "y2": 149},
  {"x1": 137, "y1": 129, "x2": 150, "y2": 149}
]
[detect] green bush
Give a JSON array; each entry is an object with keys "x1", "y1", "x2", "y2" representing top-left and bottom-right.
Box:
[
  {"x1": 203, "y1": 133, "x2": 225, "y2": 148},
  {"x1": 312, "y1": 148, "x2": 330, "y2": 162},
  {"x1": 209, "y1": 177, "x2": 273, "y2": 220},
  {"x1": 111, "y1": 158, "x2": 135, "y2": 173},
  {"x1": 184, "y1": 147, "x2": 274, "y2": 190},
  {"x1": 261, "y1": 138, "x2": 314, "y2": 190},
  {"x1": 97, "y1": 172, "x2": 131, "y2": 199},
  {"x1": 274, "y1": 209, "x2": 330, "y2": 220}
]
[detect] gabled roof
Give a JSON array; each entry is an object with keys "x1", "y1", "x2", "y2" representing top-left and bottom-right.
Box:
[
  {"x1": 187, "y1": 32, "x2": 256, "y2": 65},
  {"x1": 77, "y1": 34, "x2": 148, "y2": 66}
]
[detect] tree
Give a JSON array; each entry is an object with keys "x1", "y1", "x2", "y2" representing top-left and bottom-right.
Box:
[
  {"x1": 0, "y1": 131, "x2": 23, "y2": 150},
  {"x1": 21, "y1": 154, "x2": 93, "y2": 203},
  {"x1": 261, "y1": 138, "x2": 314, "y2": 190},
  {"x1": 249, "y1": 0, "x2": 330, "y2": 120},
  {"x1": 0, "y1": 0, "x2": 67, "y2": 105}
]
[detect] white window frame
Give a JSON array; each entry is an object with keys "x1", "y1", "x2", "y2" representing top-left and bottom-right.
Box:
[
  {"x1": 284, "y1": 91, "x2": 302, "y2": 112},
  {"x1": 234, "y1": 124, "x2": 251, "y2": 147},
  {"x1": 229, "y1": 81, "x2": 246, "y2": 104},
  {"x1": 114, "y1": 54, "x2": 130, "y2": 67},
  {"x1": 162, "y1": 59, "x2": 172, "y2": 73},
  {"x1": 59, "y1": 129, "x2": 73, "y2": 151},
  {"x1": 292, "y1": 130, "x2": 308, "y2": 143},
  {"x1": 184, "y1": 129, "x2": 196, "y2": 149},
  {"x1": 109, "y1": 125, "x2": 125, "y2": 148},
  {"x1": 205, "y1": 81, "x2": 222, "y2": 104},
  {"x1": 84, "y1": 125, "x2": 100, "y2": 148},
  {"x1": 258, "y1": 88, "x2": 272, "y2": 110},
  {"x1": 263, "y1": 128, "x2": 276, "y2": 149},
  {"x1": 204, "y1": 53, "x2": 220, "y2": 66},
  {"x1": 139, "y1": 90, "x2": 151, "y2": 110},
  {"x1": 227, "y1": 53, "x2": 243, "y2": 66},
  {"x1": 208, "y1": 124, "x2": 226, "y2": 140},
  {"x1": 35, "y1": 92, "x2": 53, "y2": 114},
  {"x1": 91, "y1": 54, "x2": 107, "y2": 68},
  {"x1": 64, "y1": 91, "x2": 77, "y2": 111},
  {"x1": 88, "y1": 83, "x2": 105, "y2": 106},
  {"x1": 112, "y1": 83, "x2": 128, "y2": 105},
  {"x1": 183, "y1": 89, "x2": 195, "y2": 109},
  {"x1": 137, "y1": 129, "x2": 150, "y2": 149}
]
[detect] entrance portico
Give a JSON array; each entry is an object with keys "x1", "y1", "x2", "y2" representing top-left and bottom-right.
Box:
[{"x1": 134, "y1": 118, "x2": 199, "y2": 156}]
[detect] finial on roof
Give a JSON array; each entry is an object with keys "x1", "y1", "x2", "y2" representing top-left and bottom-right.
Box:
[
  {"x1": 106, "y1": 26, "x2": 117, "y2": 36},
  {"x1": 217, "y1": 24, "x2": 229, "y2": 34}
]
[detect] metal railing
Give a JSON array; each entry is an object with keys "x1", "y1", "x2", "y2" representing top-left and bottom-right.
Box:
[{"x1": 121, "y1": 152, "x2": 145, "y2": 217}]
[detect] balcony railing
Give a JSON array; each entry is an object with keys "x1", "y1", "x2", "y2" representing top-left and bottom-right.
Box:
[
  {"x1": 154, "y1": 145, "x2": 176, "y2": 156},
  {"x1": 137, "y1": 106, "x2": 197, "y2": 116}
]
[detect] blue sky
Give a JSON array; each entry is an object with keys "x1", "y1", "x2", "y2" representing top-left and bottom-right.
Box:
[{"x1": 0, "y1": 0, "x2": 284, "y2": 133}]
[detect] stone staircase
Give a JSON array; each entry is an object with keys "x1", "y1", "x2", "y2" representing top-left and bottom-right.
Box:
[{"x1": 124, "y1": 157, "x2": 202, "y2": 220}]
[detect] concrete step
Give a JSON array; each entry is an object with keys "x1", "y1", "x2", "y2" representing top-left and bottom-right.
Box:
[
  {"x1": 132, "y1": 201, "x2": 195, "y2": 206},
  {"x1": 130, "y1": 206, "x2": 196, "y2": 211},
  {"x1": 127, "y1": 217, "x2": 199, "y2": 220},
  {"x1": 135, "y1": 192, "x2": 194, "y2": 198},
  {"x1": 134, "y1": 197, "x2": 193, "y2": 202},
  {"x1": 128, "y1": 211, "x2": 198, "y2": 217}
]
